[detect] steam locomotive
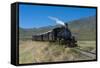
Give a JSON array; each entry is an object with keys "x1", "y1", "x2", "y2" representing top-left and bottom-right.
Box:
[{"x1": 32, "y1": 23, "x2": 77, "y2": 47}]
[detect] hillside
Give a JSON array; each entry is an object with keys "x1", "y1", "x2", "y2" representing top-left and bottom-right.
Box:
[
  {"x1": 68, "y1": 16, "x2": 96, "y2": 40},
  {"x1": 19, "y1": 16, "x2": 96, "y2": 41}
]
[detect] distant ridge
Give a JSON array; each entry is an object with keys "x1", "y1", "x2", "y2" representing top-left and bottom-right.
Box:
[{"x1": 19, "y1": 16, "x2": 96, "y2": 41}]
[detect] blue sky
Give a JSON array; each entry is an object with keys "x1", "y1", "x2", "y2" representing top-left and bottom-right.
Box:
[{"x1": 19, "y1": 4, "x2": 96, "y2": 28}]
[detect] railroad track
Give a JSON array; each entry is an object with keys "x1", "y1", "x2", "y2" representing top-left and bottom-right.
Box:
[{"x1": 74, "y1": 47, "x2": 96, "y2": 58}]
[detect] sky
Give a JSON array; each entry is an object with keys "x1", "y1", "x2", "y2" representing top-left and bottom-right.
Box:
[{"x1": 19, "y1": 4, "x2": 96, "y2": 28}]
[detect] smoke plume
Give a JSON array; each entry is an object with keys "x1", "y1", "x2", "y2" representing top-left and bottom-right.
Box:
[{"x1": 48, "y1": 16, "x2": 65, "y2": 26}]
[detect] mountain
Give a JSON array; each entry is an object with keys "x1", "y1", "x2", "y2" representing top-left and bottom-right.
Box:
[
  {"x1": 19, "y1": 25, "x2": 56, "y2": 39},
  {"x1": 19, "y1": 16, "x2": 96, "y2": 41},
  {"x1": 68, "y1": 16, "x2": 96, "y2": 40}
]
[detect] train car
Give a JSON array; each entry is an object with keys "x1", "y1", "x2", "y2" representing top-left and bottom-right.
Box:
[
  {"x1": 48, "y1": 31, "x2": 55, "y2": 41},
  {"x1": 32, "y1": 34, "x2": 43, "y2": 41}
]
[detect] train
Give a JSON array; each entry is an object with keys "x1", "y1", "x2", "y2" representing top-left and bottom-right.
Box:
[{"x1": 32, "y1": 23, "x2": 77, "y2": 47}]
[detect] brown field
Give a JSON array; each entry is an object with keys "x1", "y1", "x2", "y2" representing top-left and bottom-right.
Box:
[{"x1": 19, "y1": 40, "x2": 96, "y2": 64}]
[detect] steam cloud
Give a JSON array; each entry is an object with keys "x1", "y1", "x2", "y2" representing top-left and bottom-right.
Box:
[{"x1": 48, "y1": 16, "x2": 65, "y2": 26}]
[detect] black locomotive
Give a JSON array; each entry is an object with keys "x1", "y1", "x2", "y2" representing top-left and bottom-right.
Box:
[{"x1": 32, "y1": 23, "x2": 77, "y2": 47}]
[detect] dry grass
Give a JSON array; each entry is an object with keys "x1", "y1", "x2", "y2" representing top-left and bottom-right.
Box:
[
  {"x1": 19, "y1": 40, "x2": 96, "y2": 64},
  {"x1": 77, "y1": 41, "x2": 96, "y2": 53}
]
